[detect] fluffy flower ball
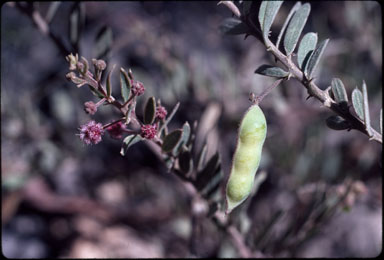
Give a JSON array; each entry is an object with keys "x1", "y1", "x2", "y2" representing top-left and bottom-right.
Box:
[
  {"x1": 132, "y1": 81, "x2": 145, "y2": 96},
  {"x1": 140, "y1": 124, "x2": 157, "y2": 140},
  {"x1": 78, "y1": 120, "x2": 104, "y2": 145},
  {"x1": 155, "y1": 105, "x2": 167, "y2": 120}
]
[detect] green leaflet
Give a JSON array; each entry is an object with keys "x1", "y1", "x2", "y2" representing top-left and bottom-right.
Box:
[
  {"x1": 284, "y1": 3, "x2": 311, "y2": 56},
  {"x1": 297, "y1": 32, "x2": 318, "y2": 70},
  {"x1": 258, "y1": 1, "x2": 268, "y2": 28},
  {"x1": 106, "y1": 64, "x2": 115, "y2": 98},
  {"x1": 326, "y1": 115, "x2": 350, "y2": 131},
  {"x1": 331, "y1": 78, "x2": 348, "y2": 103},
  {"x1": 276, "y1": 1, "x2": 302, "y2": 49},
  {"x1": 173, "y1": 122, "x2": 191, "y2": 156},
  {"x1": 255, "y1": 64, "x2": 289, "y2": 78},
  {"x1": 304, "y1": 39, "x2": 329, "y2": 79},
  {"x1": 352, "y1": 87, "x2": 364, "y2": 120},
  {"x1": 120, "y1": 134, "x2": 142, "y2": 156},
  {"x1": 380, "y1": 109, "x2": 383, "y2": 134},
  {"x1": 262, "y1": 1, "x2": 283, "y2": 41},
  {"x1": 144, "y1": 97, "x2": 156, "y2": 124},
  {"x1": 362, "y1": 81, "x2": 372, "y2": 137},
  {"x1": 195, "y1": 152, "x2": 220, "y2": 191},
  {"x1": 162, "y1": 129, "x2": 183, "y2": 153},
  {"x1": 219, "y1": 18, "x2": 250, "y2": 35},
  {"x1": 178, "y1": 150, "x2": 193, "y2": 175},
  {"x1": 120, "y1": 68, "x2": 131, "y2": 102}
]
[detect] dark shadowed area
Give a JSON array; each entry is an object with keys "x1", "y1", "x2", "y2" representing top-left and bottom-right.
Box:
[{"x1": 1, "y1": 1, "x2": 382, "y2": 258}]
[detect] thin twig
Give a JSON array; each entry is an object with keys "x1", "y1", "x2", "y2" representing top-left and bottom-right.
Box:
[{"x1": 14, "y1": 3, "x2": 71, "y2": 56}]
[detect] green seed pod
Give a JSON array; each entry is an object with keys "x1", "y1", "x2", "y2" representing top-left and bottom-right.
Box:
[{"x1": 225, "y1": 104, "x2": 267, "y2": 214}]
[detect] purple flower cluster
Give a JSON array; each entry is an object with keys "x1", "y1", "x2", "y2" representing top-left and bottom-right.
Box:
[
  {"x1": 106, "y1": 121, "x2": 126, "y2": 140},
  {"x1": 140, "y1": 124, "x2": 157, "y2": 140},
  {"x1": 78, "y1": 120, "x2": 104, "y2": 145},
  {"x1": 132, "y1": 81, "x2": 145, "y2": 96},
  {"x1": 155, "y1": 105, "x2": 167, "y2": 120}
]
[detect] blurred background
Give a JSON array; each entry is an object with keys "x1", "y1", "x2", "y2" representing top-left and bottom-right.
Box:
[{"x1": 1, "y1": 1, "x2": 382, "y2": 258}]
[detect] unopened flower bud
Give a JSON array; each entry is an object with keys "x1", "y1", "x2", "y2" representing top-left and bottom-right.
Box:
[
  {"x1": 107, "y1": 121, "x2": 126, "y2": 139},
  {"x1": 84, "y1": 101, "x2": 98, "y2": 115},
  {"x1": 132, "y1": 81, "x2": 145, "y2": 96},
  {"x1": 156, "y1": 105, "x2": 167, "y2": 120},
  {"x1": 92, "y1": 59, "x2": 107, "y2": 71},
  {"x1": 66, "y1": 53, "x2": 79, "y2": 70}
]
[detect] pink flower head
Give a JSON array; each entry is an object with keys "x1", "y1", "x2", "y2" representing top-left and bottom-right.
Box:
[
  {"x1": 140, "y1": 124, "x2": 157, "y2": 140},
  {"x1": 132, "y1": 81, "x2": 145, "y2": 96},
  {"x1": 106, "y1": 121, "x2": 126, "y2": 140},
  {"x1": 78, "y1": 120, "x2": 104, "y2": 145},
  {"x1": 155, "y1": 105, "x2": 167, "y2": 120},
  {"x1": 84, "y1": 101, "x2": 97, "y2": 115}
]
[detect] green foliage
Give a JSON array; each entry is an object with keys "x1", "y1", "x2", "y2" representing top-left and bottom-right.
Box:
[{"x1": 283, "y1": 3, "x2": 311, "y2": 56}]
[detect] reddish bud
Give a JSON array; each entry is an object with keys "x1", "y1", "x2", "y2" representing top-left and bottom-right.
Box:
[
  {"x1": 156, "y1": 105, "x2": 167, "y2": 120},
  {"x1": 84, "y1": 101, "x2": 98, "y2": 115},
  {"x1": 132, "y1": 81, "x2": 145, "y2": 96},
  {"x1": 140, "y1": 124, "x2": 157, "y2": 140},
  {"x1": 106, "y1": 121, "x2": 126, "y2": 140}
]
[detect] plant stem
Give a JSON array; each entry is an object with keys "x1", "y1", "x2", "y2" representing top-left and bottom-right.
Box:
[{"x1": 243, "y1": 15, "x2": 382, "y2": 144}]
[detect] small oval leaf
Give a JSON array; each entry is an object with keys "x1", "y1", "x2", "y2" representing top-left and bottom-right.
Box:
[
  {"x1": 262, "y1": 1, "x2": 284, "y2": 41},
  {"x1": 197, "y1": 144, "x2": 208, "y2": 172},
  {"x1": 352, "y1": 88, "x2": 364, "y2": 120},
  {"x1": 276, "y1": 1, "x2": 302, "y2": 49},
  {"x1": 120, "y1": 134, "x2": 142, "y2": 156},
  {"x1": 120, "y1": 68, "x2": 131, "y2": 102},
  {"x1": 362, "y1": 81, "x2": 373, "y2": 137},
  {"x1": 380, "y1": 109, "x2": 383, "y2": 134},
  {"x1": 331, "y1": 78, "x2": 348, "y2": 104},
  {"x1": 88, "y1": 85, "x2": 104, "y2": 99},
  {"x1": 162, "y1": 129, "x2": 183, "y2": 153},
  {"x1": 219, "y1": 18, "x2": 250, "y2": 35},
  {"x1": 284, "y1": 3, "x2": 311, "y2": 56},
  {"x1": 305, "y1": 38, "x2": 329, "y2": 79},
  {"x1": 173, "y1": 122, "x2": 191, "y2": 155},
  {"x1": 179, "y1": 150, "x2": 193, "y2": 174},
  {"x1": 144, "y1": 97, "x2": 156, "y2": 124},
  {"x1": 195, "y1": 152, "x2": 220, "y2": 191},
  {"x1": 106, "y1": 64, "x2": 116, "y2": 98},
  {"x1": 297, "y1": 32, "x2": 318, "y2": 70},
  {"x1": 255, "y1": 64, "x2": 289, "y2": 78},
  {"x1": 326, "y1": 115, "x2": 351, "y2": 131},
  {"x1": 258, "y1": 1, "x2": 268, "y2": 29}
]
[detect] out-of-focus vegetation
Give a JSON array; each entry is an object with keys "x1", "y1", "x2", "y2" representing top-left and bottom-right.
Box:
[{"x1": 1, "y1": 1, "x2": 382, "y2": 258}]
